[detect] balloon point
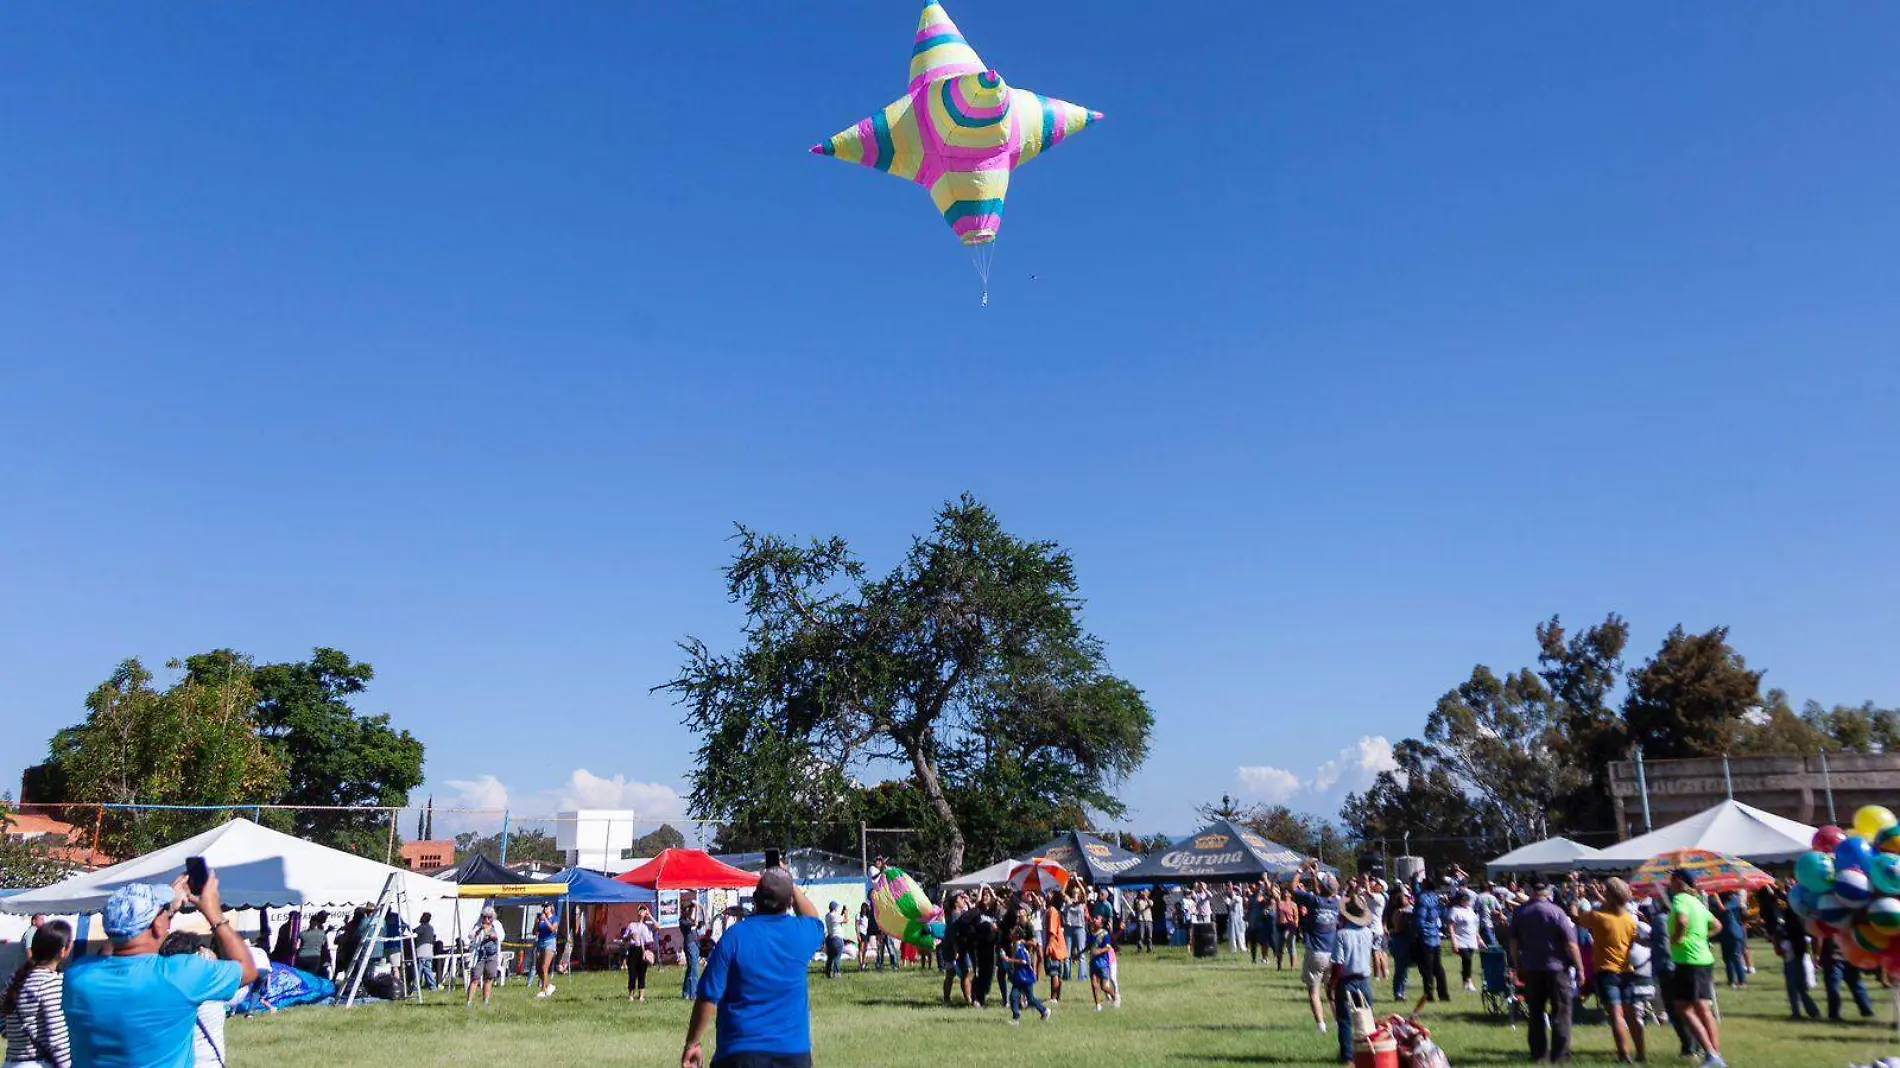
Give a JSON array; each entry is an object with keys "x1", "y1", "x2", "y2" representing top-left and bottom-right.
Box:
[
  {"x1": 1090, "y1": 111, "x2": 1106, "y2": 122},
  {"x1": 808, "y1": 143, "x2": 829, "y2": 155}
]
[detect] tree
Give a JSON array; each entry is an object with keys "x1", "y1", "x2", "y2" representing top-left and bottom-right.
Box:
[
  {"x1": 1422, "y1": 665, "x2": 1585, "y2": 844},
  {"x1": 1622, "y1": 625, "x2": 1764, "y2": 759},
  {"x1": 246, "y1": 649, "x2": 427, "y2": 857},
  {"x1": 41, "y1": 658, "x2": 285, "y2": 856},
  {"x1": 1340, "y1": 739, "x2": 1495, "y2": 873},
  {"x1": 1801, "y1": 700, "x2": 1900, "y2": 753},
  {"x1": 0, "y1": 799, "x2": 80, "y2": 889},
  {"x1": 662, "y1": 496, "x2": 1154, "y2": 879},
  {"x1": 29, "y1": 648, "x2": 425, "y2": 859},
  {"x1": 1537, "y1": 614, "x2": 1630, "y2": 834},
  {"x1": 630, "y1": 824, "x2": 686, "y2": 857},
  {"x1": 454, "y1": 828, "x2": 563, "y2": 867}
]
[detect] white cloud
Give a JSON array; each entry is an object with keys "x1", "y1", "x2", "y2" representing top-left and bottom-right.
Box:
[
  {"x1": 428, "y1": 770, "x2": 687, "y2": 837},
  {"x1": 1313, "y1": 736, "x2": 1400, "y2": 793},
  {"x1": 1235, "y1": 736, "x2": 1400, "y2": 807},
  {"x1": 1235, "y1": 766, "x2": 1303, "y2": 803},
  {"x1": 556, "y1": 769, "x2": 687, "y2": 819}
]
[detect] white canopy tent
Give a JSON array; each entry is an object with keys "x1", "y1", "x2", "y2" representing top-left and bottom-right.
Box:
[
  {"x1": 1576, "y1": 799, "x2": 1817, "y2": 871},
  {"x1": 0, "y1": 817, "x2": 461, "y2": 923},
  {"x1": 942, "y1": 858, "x2": 1016, "y2": 893},
  {"x1": 1485, "y1": 836, "x2": 1601, "y2": 878}
]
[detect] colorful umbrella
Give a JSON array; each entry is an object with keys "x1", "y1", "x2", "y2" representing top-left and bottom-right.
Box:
[
  {"x1": 1007, "y1": 857, "x2": 1072, "y2": 895},
  {"x1": 1628, "y1": 848, "x2": 1774, "y2": 895}
]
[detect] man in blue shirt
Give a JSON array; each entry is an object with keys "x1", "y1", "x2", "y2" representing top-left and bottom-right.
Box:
[
  {"x1": 64, "y1": 870, "x2": 260, "y2": 1068},
  {"x1": 1290, "y1": 860, "x2": 1341, "y2": 1036},
  {"x1": 682, "y1": 867, "x2": 824, "y2": 1068},
  {"x1": 1410, "y1": 875, "x2": 1451, "y2": 1002}
]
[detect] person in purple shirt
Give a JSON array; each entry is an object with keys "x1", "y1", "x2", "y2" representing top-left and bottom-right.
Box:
[{"x1": 1507, "y1": 882, "x2": 1584, "y2": 1065}]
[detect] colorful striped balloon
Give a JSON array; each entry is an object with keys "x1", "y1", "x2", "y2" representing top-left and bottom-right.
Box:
[
  {"x1": 870, "y1": 866, "x2": 945, "y2": 951},
  {"x1": 811, "y1": 2, "x2": 1103, "y2": 250}
]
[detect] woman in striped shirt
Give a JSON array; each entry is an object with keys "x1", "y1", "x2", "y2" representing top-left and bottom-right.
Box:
[{"x1": 3, "y1": 919, "x2": 72, "y2": 1068}]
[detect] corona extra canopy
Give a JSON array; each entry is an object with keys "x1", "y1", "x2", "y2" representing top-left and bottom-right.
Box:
[{"x1": 1110, "y1": 819, "x2": 1332, "y2": 884}]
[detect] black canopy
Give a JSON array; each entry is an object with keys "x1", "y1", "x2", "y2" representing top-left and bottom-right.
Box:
[
  {"x1": 432, "y1": 853, "x2": 530, "y2": 887},
  {"x1": 1110, "y1": 818, "x2": 1313, "y2": 884},
  {"x1": 1025, "y1": 831, "x2": 1143, "y2": 884}
]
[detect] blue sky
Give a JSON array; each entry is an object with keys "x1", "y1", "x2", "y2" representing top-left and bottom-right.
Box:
[{"x1": 3, "y1": 3, "x2": 1898, "y2": 846}]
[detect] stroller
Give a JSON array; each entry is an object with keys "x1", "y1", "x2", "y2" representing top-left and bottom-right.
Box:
[{"x1": 1479, "y1": 946, "x2": 1526, "y2": 1028}]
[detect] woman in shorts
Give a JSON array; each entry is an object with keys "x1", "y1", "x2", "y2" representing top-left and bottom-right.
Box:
[
  {"x1": 532, "y1": 903, "x2": 560, "y2": 999},
  {"x1": 465, "y1": 908, "x2": 505, "y2": 1008}
]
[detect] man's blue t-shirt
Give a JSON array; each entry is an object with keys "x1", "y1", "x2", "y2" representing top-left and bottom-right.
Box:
[
  {"x1": 63, "y1": 953, "x2": 243, "y2": 1068},
  {"x1": 696, "y1": 914, "x2": 825, "y2": 1059},
  {"x1": 1414, "y1": 889, "x2": 1445, "y2": 948},
  {"x1": 1291, "y1": 890, "x2": 1341, "y2": 955}
]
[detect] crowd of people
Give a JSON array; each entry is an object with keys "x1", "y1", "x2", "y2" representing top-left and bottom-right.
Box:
[{"x1": 9, "y1": 851, "x2": 1896, "y2": 1068}]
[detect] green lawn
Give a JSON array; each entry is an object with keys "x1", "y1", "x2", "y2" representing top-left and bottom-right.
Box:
[{"x1": 237, "y1": 949, "x2": 1897, "y2": 1067}]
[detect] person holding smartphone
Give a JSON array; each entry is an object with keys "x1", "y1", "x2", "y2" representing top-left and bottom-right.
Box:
[{"x1": 62, "y1": 865, "x2": 259, "y2": 1068}]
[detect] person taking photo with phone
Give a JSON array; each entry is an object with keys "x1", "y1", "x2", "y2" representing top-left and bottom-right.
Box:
[{"x1": 63, "y1": 866, "x2": 259, "y2": 1068}]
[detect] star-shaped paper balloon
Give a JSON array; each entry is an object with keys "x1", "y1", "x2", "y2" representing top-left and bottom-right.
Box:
[{"x1": 810, "y1": 2, "x2": 1104, "y2": 249}]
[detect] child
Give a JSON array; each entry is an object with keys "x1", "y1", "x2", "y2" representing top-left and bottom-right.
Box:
[
  {"x1": 1006, "y1": 926, "x2": 1051, "y2": 1024},
  {"x1": 1088, "y1": 915, "x2": 1119, "y2": 1010}
]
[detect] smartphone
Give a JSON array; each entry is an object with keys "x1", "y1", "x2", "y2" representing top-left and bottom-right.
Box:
[
  {"x1": 185, "y1": 856, "x2": 209, "y2": 896},
  {"x1": 764, "y1": 848, "x2": 782, "y2": 869}
]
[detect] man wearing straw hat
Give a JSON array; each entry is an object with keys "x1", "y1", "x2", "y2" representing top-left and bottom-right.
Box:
[{"x1": 1326, "y1": 893, "x2": 1378, "y2": 1065}]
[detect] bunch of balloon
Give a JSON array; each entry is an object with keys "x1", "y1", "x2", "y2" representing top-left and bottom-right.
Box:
[{"x1": 1788, "y1": 804, "x2": 1900, "y2": 1041}]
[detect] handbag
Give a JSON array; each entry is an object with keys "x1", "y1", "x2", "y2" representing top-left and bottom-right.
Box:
[
  {"x1": 1348, "y1": 988, "x2": 1379, "y2": 1041},
  {"x1": 643, "y1": 949, "x2": 656, "y2": 966}
]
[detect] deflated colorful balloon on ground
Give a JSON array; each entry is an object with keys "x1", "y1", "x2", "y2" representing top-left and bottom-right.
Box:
[
  {"x1": 810, "y1": 3, "x2": 1104, "y2": 300},
  {"x1": 870, "y1": 866, "x2": 944, "y2": 951}
]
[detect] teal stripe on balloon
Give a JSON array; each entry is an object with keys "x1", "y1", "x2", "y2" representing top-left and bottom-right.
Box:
[
  {"x1": 942, "y1": 198, "x2": 1005, "y2": 223},
  {"x1": 871, "y1": 110, "x2": 895, "y2": 173},
  {"x1": 912, "y1": 33, "x2": 965, "y2": 56},
  {"x1": 940, "y1": 81, "x2": 1006, "y2": 129}
]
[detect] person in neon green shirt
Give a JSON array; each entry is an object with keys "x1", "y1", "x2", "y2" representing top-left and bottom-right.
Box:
[{"x1": 1667, "y1": 870, "x2": 1725, "y2": 1068}]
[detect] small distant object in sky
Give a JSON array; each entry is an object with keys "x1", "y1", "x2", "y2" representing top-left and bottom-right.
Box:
[{"x1": 1030, "y1": 273, "x2": 1039, "y2": 281}]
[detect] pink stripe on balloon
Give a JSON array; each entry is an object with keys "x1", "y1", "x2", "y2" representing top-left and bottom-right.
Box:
[{"x1": 856, "y1": 118, "x2": 879, "y2": 169}]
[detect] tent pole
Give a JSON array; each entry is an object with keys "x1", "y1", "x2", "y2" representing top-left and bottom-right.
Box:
[
  {"x1": 1635, "y1": 746, "x2": 1654, "y2": 834},
  {"x1": 1722, "y1": 754, "x2": 1733, "y2": 801},
  {"x1": 1820, "y1": 751, "x2": 1838, "y2": 825},
  {"x1": 500, "y1": 811, "x2": 512, "y2": 867}
]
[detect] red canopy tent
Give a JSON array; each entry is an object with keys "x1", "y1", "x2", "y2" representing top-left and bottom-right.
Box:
[{"x1": 615, "y1": 848, "x2": 760, "y2": 890}]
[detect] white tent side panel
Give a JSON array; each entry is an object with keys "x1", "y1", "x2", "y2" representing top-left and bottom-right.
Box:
[{"x1": 0, "y1": 818, "x2": 461, "y2": 925}]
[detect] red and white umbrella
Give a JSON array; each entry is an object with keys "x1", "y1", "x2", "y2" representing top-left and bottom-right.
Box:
[{"x1": 1008, "y1": 857, "x2": 1072, "y2": 895}]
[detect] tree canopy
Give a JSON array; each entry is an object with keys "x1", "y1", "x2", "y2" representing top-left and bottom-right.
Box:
[
  {"x1": 29, "y1": 648, "x2": 424, "y2": 858},
  {"x1": 1341, "y1": 612, "x2": 1888, "y2": 865},
  {"x1": 662, "y1": 496, "x2": 1153, "y2": 879}
]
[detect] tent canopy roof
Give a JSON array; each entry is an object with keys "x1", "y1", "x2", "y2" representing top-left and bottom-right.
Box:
[
  {"x1": 1576, "y1": 800, "x2": 1816, "y2": 871},
  {"x1": 615, "y1": 849, "x2": 759, "y2": 891},
  {"x1": 0, "y1": 818, "x2": 459, "y2": 916},
  {"x1": 1025, "y1": 831, "x2": 1142, "y2": 883},
  {"x1": 1485, "y1": 836, "x2": 1602, "y2": 876},
  {"x1": 499, "y1": 868, "x2": 655, "y2": 906},
  {"x1": 1112, "y1": 818, "x2": 1319, "y2": 885},
  {"x1": 942, "y1": 858, "x2": 1016, "y2": 892},
  {"x1": 431, "y1": 854, "x2": 530, "y2": 886}
]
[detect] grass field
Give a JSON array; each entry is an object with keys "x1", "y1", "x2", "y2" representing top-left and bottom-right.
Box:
[{"x1": 238, "y1": 949, "x2": 1898, "y2": 1067}]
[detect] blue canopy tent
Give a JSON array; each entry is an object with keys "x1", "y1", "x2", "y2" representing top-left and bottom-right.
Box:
[
  {"x1": 495, "y1": 868, "x2": 655, "y2": 971},
  {"x1": 495, "y1": 867, "x2": 655, "y2": 907}
]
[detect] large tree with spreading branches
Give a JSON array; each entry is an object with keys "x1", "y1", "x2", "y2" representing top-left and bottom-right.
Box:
[{"x1": 661, "y1": 496, "x2": 1153, "y2": 879}]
